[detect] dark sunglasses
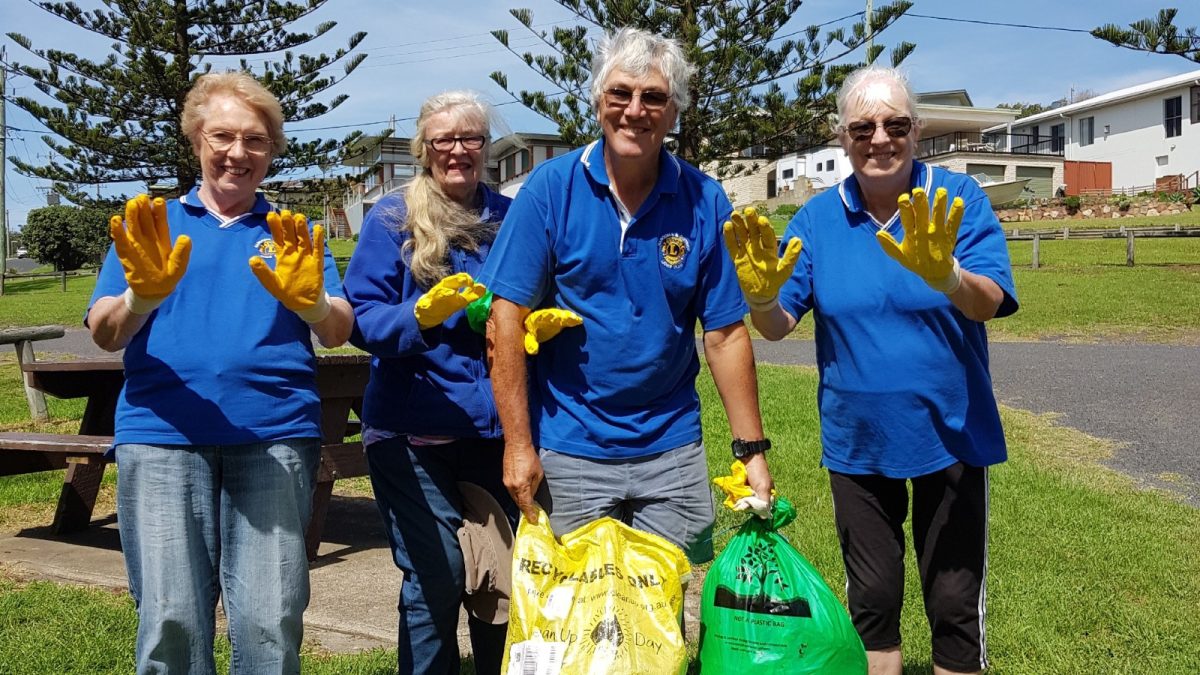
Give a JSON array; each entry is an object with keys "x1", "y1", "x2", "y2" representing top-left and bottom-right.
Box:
[
  {"x1": 604, "y1": 87, "x2": 672, "y2": 111},
  {"x1": 844, "y1": 117, "x2": 913, "y2": 141}
]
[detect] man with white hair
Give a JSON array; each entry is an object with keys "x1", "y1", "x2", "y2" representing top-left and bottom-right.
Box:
[{"x1": 480, "y1": 27, "x2": 774, "y2": 562}]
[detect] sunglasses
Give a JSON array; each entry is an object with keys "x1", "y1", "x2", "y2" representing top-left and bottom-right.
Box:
[
  {"x1": 844, "y1": 117, "x2": 913, "y2": 141},
  {"x1": 427, "y1": 135, "x2": 487, "y2": 152},
  {"x1": 604, "y1": 87, "x2": 672, "y2": 111}
]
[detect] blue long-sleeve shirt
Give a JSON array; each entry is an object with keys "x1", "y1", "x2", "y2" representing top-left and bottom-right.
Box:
[{"x1": 343, "y1": 186, "x2": 511, "y2": 439}]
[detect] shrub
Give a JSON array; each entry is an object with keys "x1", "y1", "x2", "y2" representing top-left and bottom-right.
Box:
[
  {"x1": 774, "y1": 203, "x2": 800, "y2": 218},
  {"x1": 1062, "y1": 196, "x2": 1081, "y2": 213}
]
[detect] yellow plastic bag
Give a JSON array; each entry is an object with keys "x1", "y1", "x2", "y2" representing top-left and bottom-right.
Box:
[{"x1": 502, "y1": 509, "x2": 692, "y2": 675}]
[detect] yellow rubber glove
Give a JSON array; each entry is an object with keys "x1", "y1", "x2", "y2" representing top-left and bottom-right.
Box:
[
  {"x1": 249, "y1": 210, "x2": 331, "y2": 323},
  {"x1": 712, "y1": 460, "x2": 776, "y2": 519},
  {"x1": 876, "y1": 187, "x2": 964, "y2": 294},
  {"x1": 414, "y1": 272, "x2": 487, "y2": 329},
  {"x1": 523, "y1": 308, "x2": 583, "y2": 355},
  {"x1": 109, "y1": 194, "x2": 192, "y2": 315},
  {"x1": 722, "y1": 207, "x2": 803, "y2": 312}
]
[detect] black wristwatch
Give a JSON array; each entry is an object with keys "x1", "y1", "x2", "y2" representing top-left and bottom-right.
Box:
[{"x1": 731, "y1": 437, "x2": 771, "y2": 460}]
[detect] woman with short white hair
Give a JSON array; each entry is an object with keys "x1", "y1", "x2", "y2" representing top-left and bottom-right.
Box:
[{"x1": 726, "y1": 64, "x2": 1018, "y2": 675}]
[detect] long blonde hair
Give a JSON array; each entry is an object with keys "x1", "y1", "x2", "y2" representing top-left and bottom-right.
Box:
[{"x1": 402, "y1": 91, "x2": 495, "y2": 288}]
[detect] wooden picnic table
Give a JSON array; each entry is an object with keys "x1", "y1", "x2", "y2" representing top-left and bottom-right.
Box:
[{"x1": 2, "y1": 353, "x2": 370, "y2": 560}]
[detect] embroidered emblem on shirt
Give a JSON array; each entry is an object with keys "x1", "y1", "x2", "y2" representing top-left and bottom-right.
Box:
[
  {"x1": 658, "y1": 233, "x2": 690, "y2": 269},
  {"x1": 254, "y1": 238, "x2": 277, "y2": 259}
]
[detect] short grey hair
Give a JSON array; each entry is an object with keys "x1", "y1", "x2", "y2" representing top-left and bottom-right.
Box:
[
  {"x1": 590, "y1": 27, "x2": 695, "y2": 114},
  {"x1": 833, "y1": 65, "x2": 921, "y2": 129}
]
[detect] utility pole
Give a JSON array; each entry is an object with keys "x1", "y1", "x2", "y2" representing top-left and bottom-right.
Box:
[
  {"x1": 1, "y1": 45, "x2": 8, "y2": 293},
  {"x1": 865, "y1": 0, "x2": 874, "y2": 59}
]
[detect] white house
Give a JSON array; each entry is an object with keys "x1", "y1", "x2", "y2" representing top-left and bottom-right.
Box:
[
  {"x1": 340, "y1": 134, "x2": 420, "y2": 235},
  {"x1": 983, "y1": 69, "x2": 1200, "y2": 195},
  {"x1": 490, "y1": 132, "x2": 574, "y2": 197}
]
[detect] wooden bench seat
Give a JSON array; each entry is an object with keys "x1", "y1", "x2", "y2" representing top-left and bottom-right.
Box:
[{"x1": 0, "y1": 431, "x2": 113, "y2": 477}]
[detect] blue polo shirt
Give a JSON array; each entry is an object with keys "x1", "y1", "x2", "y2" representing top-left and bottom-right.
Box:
[
  {"x1": 88, "y1": 187, "x2": 346, "y2": 446},
  {"x1": 778, "y1": 160, "x2": 1018, "y2": 478},
  {"x1": 478, "y1": 139, "x2": 747, "y2": 459}
]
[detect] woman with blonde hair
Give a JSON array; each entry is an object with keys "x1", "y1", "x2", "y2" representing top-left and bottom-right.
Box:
[
  {"x1": 87, "y1": 70, "x2": 353, "y2": 673},
  {"x1": 344, "y1": 90, "x2": 577, "y2": 674}
]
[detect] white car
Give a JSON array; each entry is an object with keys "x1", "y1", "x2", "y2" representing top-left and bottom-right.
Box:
[{"x1": 15, "y1": 248, "x2": 28, "y2": 258}]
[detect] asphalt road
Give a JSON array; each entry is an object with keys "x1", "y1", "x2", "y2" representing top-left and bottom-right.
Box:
[
  {"x1": 32, "y1": 330, "x2": 1200, "y2": 505},
  {"x1": 751, "y1": 339, "x2": 1200, "y2": 505},
  {"x1": 5, "y1": 258, "x2": 40, "y2": 274}
]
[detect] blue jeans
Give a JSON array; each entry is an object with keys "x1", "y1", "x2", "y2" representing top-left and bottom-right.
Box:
[
  {"x1": 116, "y1": 439, "x2": 320, "y2": 675},
  {"x1": 366, "y1": 436, "x2": 518, "y2": 675},
  {"x1": 538, "y1": 440, "x2": 716, "y2": 563}
]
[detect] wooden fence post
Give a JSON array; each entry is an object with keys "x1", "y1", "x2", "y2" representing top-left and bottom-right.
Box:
[
  {"x1": 1032, "y1": 233, "x2": 1041, "y2": 269},
  {"x1": 61, "y1": 271, "x2": 67, "y2": 292},
  {"x1": 1063, "y1": 226, "x2": 1070, "y2": 240},
  {"x1": 1126, "y1": 231, "x2": 1135, "y2": 267}
]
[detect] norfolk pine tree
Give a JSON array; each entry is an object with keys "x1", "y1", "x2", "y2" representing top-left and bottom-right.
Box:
[
  {"x1": 489, "y1": 0, "x2": 915, "y2": 176},
  {"x1": 1093, "y1": 8, "x2": 1200, "y2": 62},
  {"x1": 5, "y1": 0, "x2": 367, "y2": 207}
]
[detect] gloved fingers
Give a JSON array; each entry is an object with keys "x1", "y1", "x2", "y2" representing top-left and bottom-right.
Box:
[
  {"x1": 307, "y1": 222, "x2": 323, "y2": 260},
  {"x1": 742, "y1": 207, "x2": 763, "y2": 257},
  {"x1": 733, "y1": 495, "x2": 773, "y2": 520},
  {"x1": 911, "y1": 188, "x2": 930, "y2": 269},
  {"x1": 126, "y1": 196, "x2": 156, "y2": 263},
  {"x1": 777, "y1": 236, "x2": 803, "y2": 275},
  {"x1": 249, "y1": 256, "x2": 285, "y2": 299},
  {"x1": 875, "y1": 229, "x2": 906, "y2": 266},
  {"x1": 165, "y1": 236, "x2": 192, "y2": 281},
  {"x1": 896, "y1": 193, "x2": 916, "y2": 254},
  {"x1": 523, "y1": 331, "x2": 540, "y2": 356},
  {"x1": 436, "y1": 272, "x2": 476, "y2": 293},
  {"x1": 722, "y1": 219, "x2": 748, "y2": 260},
  {"x1": 266, "y1": 211, "x2": 294, "y2": 252},
  {"x1": 554, "y1": 309, "x2": 583, "y2": 327},
  {"x1": 929, "y1": 189, "x2": 949, "y2": 263},
  {"x1": 459, "y1": 281, "x2": 487, "y2": 304},
  {"x1": 149, "y1": 197, "x2": 170, "y2": 261},
  {"x1": 753, "y1": 212, "x2": 777, "y2": 256},
  {"x1": 946, "y1": 196, "x2": 965, "y2": 246}
]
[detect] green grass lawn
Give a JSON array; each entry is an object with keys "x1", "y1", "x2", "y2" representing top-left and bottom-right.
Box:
[{"x1": 1, "y1": 363, "x2": 1198, "y2": 672}]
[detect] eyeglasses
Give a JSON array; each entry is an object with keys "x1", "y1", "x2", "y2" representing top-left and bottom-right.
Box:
[
  {"x1": 427, "y1": 136, "x2": 487, "y2": 152},
  {"x1": 843, "y1": 117, "x2": 913, "y2": 141},
  {"x1": 604, "y1": 87, "x2": 672, "y2": 111},
  {"x1": 202, "y1": 130, "x2": 274, "y2": 155}
]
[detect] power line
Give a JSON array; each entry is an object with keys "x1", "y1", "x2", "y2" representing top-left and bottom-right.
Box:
[{"x1": 905, "y1": 13, "x2": 1092, "y2": 34}]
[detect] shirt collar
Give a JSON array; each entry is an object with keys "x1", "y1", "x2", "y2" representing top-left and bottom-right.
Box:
[
  {"x1": 477, "y1": 183, "x2": 505, "y2": 222},
  {"x1": 579, "y1": 136, "x2": 681, "y2": 195},
  {"x1": 180, "y1": 185, "x2": 273, "y2": 217},
  {"x1": 838, "y1": 159, "x2": 932, "y2": 216}
]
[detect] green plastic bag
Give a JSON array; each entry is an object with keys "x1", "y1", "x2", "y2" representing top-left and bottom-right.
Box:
[
  {"x1": 699, "y1": 497, "x2": 867, "y2": 674},
  {"x1": 465, "y1": 290, "x2": 493, "y2": 335}
]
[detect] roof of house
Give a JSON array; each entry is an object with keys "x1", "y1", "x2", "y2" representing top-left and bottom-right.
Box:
[
  {"x1": 917, "y1": 90, "x2": 974, "y2": 107},
  {"x1": 983, "y1": 68, "x2": 1200, "y2": 132}
]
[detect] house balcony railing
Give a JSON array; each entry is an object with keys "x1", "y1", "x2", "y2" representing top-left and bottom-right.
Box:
[
  {"x1": 916, "y1": 132, "x2": 1065, "y2": 160},
  {"x1": 343, "y1": 175, "x2": 411, "y2": 212}
]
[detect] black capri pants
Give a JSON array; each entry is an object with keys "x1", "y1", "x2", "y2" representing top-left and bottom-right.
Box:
[{"x1": 829, "y1": 462, "x2": 989, "y2": 673}]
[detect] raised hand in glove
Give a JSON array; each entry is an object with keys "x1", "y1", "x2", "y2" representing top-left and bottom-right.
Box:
[
  {"x1": 523, "y1": 308, "x2": 582, "y2": 356},
  {"x1": 712, "y1": 460, "x2": 776, "y2": 520},
  {"x1": 110, "y1": 194, "x2": 192, "y2": 315},
  {"x1": 877, "y1": 186, "x2": 964, "y2": 294},
  {"x1": 249, "y1": 210, "x2": 332, "y2": 324},
  {"x1": 414, "y1": 272, "x2": 487, "y2": 329},
  {"x1": 722, "y1": 207, "x2": 803, "y2": 312}
]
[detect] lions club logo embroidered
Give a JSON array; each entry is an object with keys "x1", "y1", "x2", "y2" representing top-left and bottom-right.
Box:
[
  {"x1": 658, "y1": 233, "x2": 690, "y2": 269},
  {"x1": 254, "y1": 238, "x2": 277, "y2": 259}
]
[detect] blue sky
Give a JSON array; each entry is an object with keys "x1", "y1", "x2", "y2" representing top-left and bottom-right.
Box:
[{"x1": 2, "y1": 0, "x2": 1196, "y2": 229}]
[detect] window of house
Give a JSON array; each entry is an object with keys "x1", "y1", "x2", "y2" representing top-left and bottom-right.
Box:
[
  {"x1": 518, "y1": 149, "x2": 530, "y2": 173},
  {"x1": 1165, "y1": 96, "x2": 1183, "y2": 137},
  {"x1": 1031, "y1": 125, "x2": 1040, "y2": 146},
  {"x1": 1191, "y1": 86, "x2": 1200, "y2": 124},
  {"x1": 825, "y1": 159, "x2": 835, "y2": 171},
  {"x1": 1080, "y1": 117, "x2": 1095, "y2": 146},
  {"x1": 782, "y1": 168, "x2": 794, "y2": 180},
  {"x1": 504, "y1": 154, "x2": 516, "y2": 179},
  {"x1": 1050, "y1": 124, "x2": 1064, "y2": 152}
]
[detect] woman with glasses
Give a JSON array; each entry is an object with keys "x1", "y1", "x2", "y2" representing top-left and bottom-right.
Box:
[
  {"x1": 86, "y1": 71, "x2": 353, "y2": 673},
  {"x1": 341, "y1": 90, "x2": 518, "y2": 675},
  {"x1": 726, "y1": 65, "x2": 1018, "y2": 675}
]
